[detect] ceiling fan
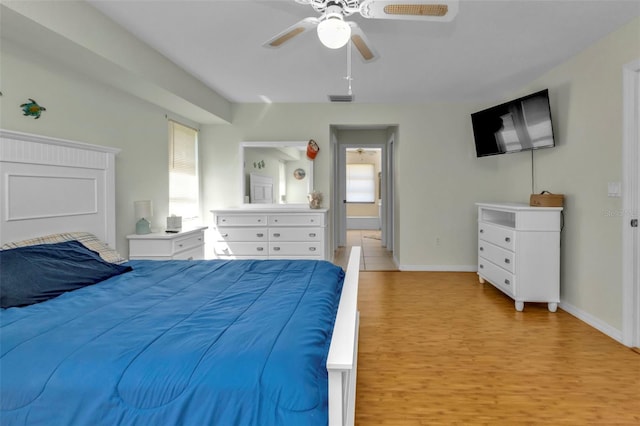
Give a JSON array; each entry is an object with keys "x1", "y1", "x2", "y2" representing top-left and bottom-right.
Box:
[{"x1": 263, "y1": 0, "x2": 459, "y2": 63}]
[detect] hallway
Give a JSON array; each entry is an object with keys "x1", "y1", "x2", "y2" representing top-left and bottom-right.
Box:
[{"x1": 333, "y1": 230, "x2": 398, "y2": 271}]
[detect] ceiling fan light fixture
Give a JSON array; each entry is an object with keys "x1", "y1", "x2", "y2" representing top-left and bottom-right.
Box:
[{"x1": 317, "y1": 13, "x2": 351, "y2": 49}]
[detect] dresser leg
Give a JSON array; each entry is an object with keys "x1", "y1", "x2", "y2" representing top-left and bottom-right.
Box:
[
  {"x1": 478, "y1": 276, "x2": 485, "y2": 284},
  {"x1": 548, "y1": 302, "x2": 558, "y2": 312},
  {"x1": 515, "y1": 301, "x2": 524, "y2": 311}
]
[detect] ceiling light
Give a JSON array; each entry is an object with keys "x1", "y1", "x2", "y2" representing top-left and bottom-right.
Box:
[{"x1": 317, "y1": 13, "x2": 351, "y2": 49}]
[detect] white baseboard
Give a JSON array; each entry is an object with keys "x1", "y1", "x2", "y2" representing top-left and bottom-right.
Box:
[
  {"x1": 559, "y1": 301, "x2": 623, "y2": 344},
  {"x1": 398, "y1": 264, "x2": 477, "y2": 272}
]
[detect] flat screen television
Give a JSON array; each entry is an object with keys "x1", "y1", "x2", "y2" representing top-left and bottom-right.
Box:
[{"x1": 471, "y1": 89, "x2": 556, "y2": 157}]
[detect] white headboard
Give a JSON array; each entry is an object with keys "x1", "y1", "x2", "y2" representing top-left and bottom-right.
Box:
[{"x1": 0, "y1": 129, "x2": 120, "y2": 249}]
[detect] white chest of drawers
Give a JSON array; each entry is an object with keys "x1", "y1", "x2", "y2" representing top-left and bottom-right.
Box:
[
  {"x1": 476, "y1": 203, "x2": 563, "y2": 312},
  {"x1": 211, "y1": 208, "x2": 328, "y2": 260},
  {"x1": 127, "y1": 226, "x2": 207, "y2": 260}
]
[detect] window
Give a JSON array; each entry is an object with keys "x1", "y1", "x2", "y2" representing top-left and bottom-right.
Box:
[
  {"x1": 169, "y1": 120, "x2": 199, "y2": 220},
  {"x1": 346, "y1": 163, "x2": 375, "y2": 203}
]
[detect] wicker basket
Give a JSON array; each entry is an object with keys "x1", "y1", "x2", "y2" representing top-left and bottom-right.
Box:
[{"x1": 530, "y1": 191, "x2": 564, "y2": 207}]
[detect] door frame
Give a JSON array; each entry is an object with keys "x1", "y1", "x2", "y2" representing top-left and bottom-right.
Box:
[
  {"x1": 332, "y1": 126, "x2": 396, "y2": 253},
  {"x1": 622, "y1": 58, "x2": 640, "y2": 347}
]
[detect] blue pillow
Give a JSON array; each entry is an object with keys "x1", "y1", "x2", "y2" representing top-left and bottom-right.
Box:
[{"x1": 0, "y1": 240, "x2": 132, "y2": 308}]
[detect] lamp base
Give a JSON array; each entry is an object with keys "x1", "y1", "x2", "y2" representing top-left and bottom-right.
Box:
[{"x1": 135, "y1": 218, "x2": 151, "y2": 235}]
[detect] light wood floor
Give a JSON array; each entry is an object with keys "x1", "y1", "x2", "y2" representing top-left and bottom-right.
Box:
[
  {"x1": 333, "y1": 230, "x2": 398, "y2": 271},
  {"x1": 355, "y1": 271, "x2": 640, "y2": 425}
]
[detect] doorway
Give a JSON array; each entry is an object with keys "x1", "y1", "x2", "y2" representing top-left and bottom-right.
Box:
[
  {"x1": 331, "y1": 126, "x2": 397, "y2": 271},
  {"x1": 622, "y1": 59, "x2": 640, "y2": 348}
]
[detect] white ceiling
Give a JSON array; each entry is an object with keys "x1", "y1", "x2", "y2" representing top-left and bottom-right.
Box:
[{"x1": 86, "y1": 1, "x2": 639, "y2": 104}]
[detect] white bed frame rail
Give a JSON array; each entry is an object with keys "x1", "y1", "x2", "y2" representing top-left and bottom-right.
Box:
[{"x1": 327, "y1": 246, "x2": 361, "y2": 426}]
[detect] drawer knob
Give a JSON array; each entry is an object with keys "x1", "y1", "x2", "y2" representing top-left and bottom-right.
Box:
[
  {"x1": 187, "y1": 256, "x2": 193, "y2": 261},
  {"x1": 504, "y1": 279, "x2": 511, "y2": 285},
  {"x1": 310, "y1": 219, "x2": 314, "y2": 223},
  {"x1": 479, "y1": 264, "x2": 484, "y2": 269},
  {"x1": 505, "y1": 237, "x2": 511, "y2": 243},
  {"x1": 221, "y1": 233, "x2": 228, "y2": 237},
  {"x1": 258, "y1": 219, "x2": 262, "y2": 222},
  {"x1": 222, "y1": 219, "x2": 227, "y2": 222},
  {"x1": 257, "y1": 233, "x2": 264, "y2": 237},
  {"x1": 178, "y1": 244, "x2": 183, "y2": 248},
  {"x1": 309, "y1": 247, "x2": 316, "y2": 252},
  {"x1": 273, "y1": 247, "x2": 281, "y2": 251},
  {"x1": 504, "y1": 258, "x2": 510, "y2": 264},
  {"x1": 257, "y1": 247, "x2": 264, "y2": 251},
  {"x1": 309, "y1": 233, "x2": 316, "y2": 237},
  {"x1": 273, "y1": 233, "x2": 280, "y2": 237},
  {"x1": 274, "y1": 219, "x2": 278, "y2": 222},
  {"x1": 479, "y1": 246, "x2": 484, "y2": 251},
  {"x1": 480, "y1": 229, "x2": 484, "y2": 234}
]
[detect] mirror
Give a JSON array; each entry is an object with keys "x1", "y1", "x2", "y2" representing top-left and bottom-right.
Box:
[{"x1": 241, "y1": 141, "x2": 314, "y2": 205}]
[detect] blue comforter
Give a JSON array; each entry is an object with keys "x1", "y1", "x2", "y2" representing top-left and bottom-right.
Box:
[{"x1": 0, "y1": 259, "x2": 344, "y2": 426}]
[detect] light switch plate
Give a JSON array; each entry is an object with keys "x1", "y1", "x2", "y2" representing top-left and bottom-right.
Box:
[{"x1": 608, "y1": 182, "x2": 621, "y2": 197}]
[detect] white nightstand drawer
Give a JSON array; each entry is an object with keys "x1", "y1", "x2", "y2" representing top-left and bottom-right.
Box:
[
  {"x1": 478, "y1": 240, "x2": 514, "y2": 273},
  {"x1": 215, "y1": 227, "x2": 268, "y2": 241},
  {"x1": 268, "y1": 214, "x2": 324, "y2": 226},
  {"x1": 173, "y1": 246, "x2": 204, "y2": 260},
  {"x1": 269, "y1": 241, "x2": 323, "y2": 256},
  {"x1": 173, "y1": 233, "x2": 204, "y2": 253},
  {"x1": 216, "y1": 215, "x2": 267, "y2": 226},
  {"x1": 214, "y1": 241, "x2": 268, "y2": 257},
  {"x1": 479, "y1": 222, "x2": 515, "y2": 251},
  {"x1": 269, "y1": 227, "x2": 322, "y2": 241},
  {"x1": 478, "y1": 257, "x2": 516, "y2": 297}
]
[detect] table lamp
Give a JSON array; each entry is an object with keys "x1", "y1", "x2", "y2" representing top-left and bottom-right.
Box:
[{"x1": 134, "y1": 200, "x2": 152, "y2": 234}]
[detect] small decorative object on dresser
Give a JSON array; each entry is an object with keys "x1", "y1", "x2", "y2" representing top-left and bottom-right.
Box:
[
  {"x1": 127, "y1": 226, "x2": 207, "y2": 260},
  {"x1": 212, "y1": 208, "x2": 328, "y2": 260},
  {"x1": 476, "y1": 202, "x2": 563, "y2": 312},
  {"x1": 308, "y1": 190, "x2": 323, "y2": 209}
]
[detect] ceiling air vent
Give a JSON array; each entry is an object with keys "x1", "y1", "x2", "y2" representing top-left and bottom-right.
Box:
[{"x1": 329, "y1": 94, "x2": 354, "y2": 103}]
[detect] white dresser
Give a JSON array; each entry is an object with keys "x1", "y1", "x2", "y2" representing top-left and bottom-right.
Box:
[
  {"x1": 476, "y1": 203, "x2": 562, "y2": 312},
  {"x1": 211, "y1": 208, "x2": 328, "y2": 260},
  {"x1": 127, "y1": 227, "x2": 207, "y2": 260}
]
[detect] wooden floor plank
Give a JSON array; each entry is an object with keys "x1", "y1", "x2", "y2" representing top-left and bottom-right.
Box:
[{"x1": 355, "y1": 271, "x2": 640, "y2": 425}]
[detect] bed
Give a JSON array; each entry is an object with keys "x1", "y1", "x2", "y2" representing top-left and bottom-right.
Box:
[{"x1": 0, "y1": 129, "x2": 360, "y2": 426}]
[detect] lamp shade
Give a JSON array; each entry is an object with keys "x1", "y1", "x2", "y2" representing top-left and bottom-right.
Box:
[
  {"x1": 134, "y1": 200, "x2": 152, "y2": 220},
  {"x1": 317, "y1": 15, "x2": 351, "y2": 49}
]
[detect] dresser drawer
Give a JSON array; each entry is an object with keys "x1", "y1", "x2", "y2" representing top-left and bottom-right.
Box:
[
  {"x1": 215, "y1": 227, "x2": 267, "y2": 241},
  {"x1": 478, "y1": 257, "x2": 516, "y2": 297},
  {"x1": 269, "y1": 241, "x2": 323, "y2": 256},
  {"x1": 173, "y1": 233, "x2": 204, "y2": 253},
  {"x1": 478, "y1": 240, "x2": 514, "y2": 273},
  {"x1": 479, "y1": 222, "x2": 515, "y2": 251},
  {"x1": 216, "y1": 214, "x2": 267, "y2": 226},
  {"x1": 269, "y1": 227, "x2": 322, "y2": 241},
  {"x1": 268, "y1": 214, "x2": 324, "y2": 226},
  {"x1": 213, "y1": 241, "x2": 268, "y2": 257}
]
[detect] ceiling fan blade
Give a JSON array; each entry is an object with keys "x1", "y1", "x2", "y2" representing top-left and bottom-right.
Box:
[
  {"x1": 262, "y1": 17, "x2": 320, "y2": 48},
  {"x1": 348, "y1": 22, "x2": 379, "y2": 63},
  {"x1": 359, "y1": 0, "x2": 459, "y2": 21}
]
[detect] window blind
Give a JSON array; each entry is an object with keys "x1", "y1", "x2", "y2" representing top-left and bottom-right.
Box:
[
  {"x1": 346, "y1": 163, "x2": 375, "y2": 203},
  {"x1": 169, "y1": 121, "x2": 199, "y2": 219}
]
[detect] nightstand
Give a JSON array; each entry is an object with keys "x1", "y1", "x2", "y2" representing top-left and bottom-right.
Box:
[{"x1": 127, "y1": 226, "x2": 208, "y2": 260}]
